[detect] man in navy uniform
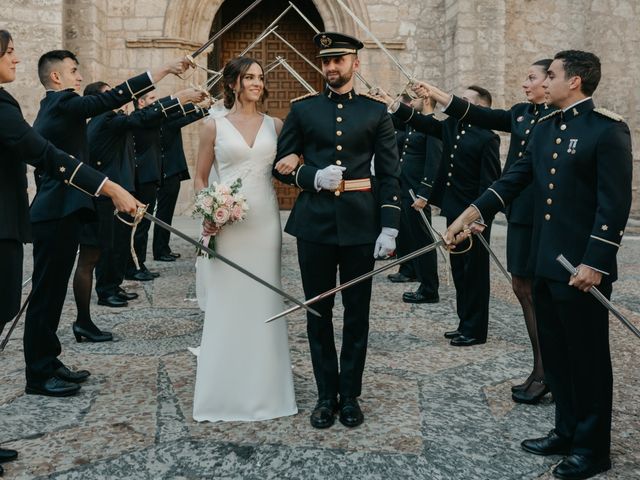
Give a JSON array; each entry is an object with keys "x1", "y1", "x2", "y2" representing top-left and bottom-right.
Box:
[
  {"x1": 273, "y1": 32, "x2": 401, "y2": 429},
  {"x1": 381, "y1": 85, "x2": 501, "y2": 347},
  {"x1": 393, "y1": 94, "x2": 442, "y2": 304},
  {"x1": 25, "y1": 49, "x2": 197, "y2": 397},
  {"x1": 445, "y1": 50, "x2": 632, "y2": 480}
]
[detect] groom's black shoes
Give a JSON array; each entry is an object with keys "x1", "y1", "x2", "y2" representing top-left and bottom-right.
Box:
[
  {"x1": 521, "y1": 430, "x2": 571, "y2": 456},
  {"x1": 310, "y1": 398, "x2": 338, "y2": 429},
  {"x1": 339, "y1": 397, "x2": 364, "y2": 428},
  {"x1": 0, "y1": 448, "x2": 17, "y2": 463}
]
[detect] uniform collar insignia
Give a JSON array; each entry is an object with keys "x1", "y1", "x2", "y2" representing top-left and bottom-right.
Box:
[
  {"x1": 562, "y1": 97, "x2": 594, "y2": 121},
  {"x1": 325, "y1": 87, "x2": 356, "y2": 102}
]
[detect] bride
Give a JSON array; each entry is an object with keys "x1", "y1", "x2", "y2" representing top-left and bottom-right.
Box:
[{"x1": 192, "y1": 57, "x2": 298, "y2": 422}]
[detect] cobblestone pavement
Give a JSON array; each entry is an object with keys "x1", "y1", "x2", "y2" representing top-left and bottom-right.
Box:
[{"x1": 1, "y1": 214, "x2": 638, "y2": 479}]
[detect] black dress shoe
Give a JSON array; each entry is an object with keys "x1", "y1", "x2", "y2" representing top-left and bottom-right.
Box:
[
  {"x1": 97, "y1": 295, "x2": 128, "y2": 308},
  {"x1": 450, "y1": 335, "x2": 485, "y2": 346},
  {"x1": 73, "y1": 323, "x2": 113, "y2": 343},
  {"x1": 444, "y1": 329, "x2": 461, "y2": 339},
  {"x1": 141, "y1": 266, "x2": 160, "y2": 278},
  {"x1": 125, "y1": 269, "x2": 155, "y2": 281},
  {"x1": 116, "y1": 287, "x2": 139, "y2": 301},
  {"x1": 521, "y1": 429, "x2": 571, "y2": 456},
  {"x1": 512, "y1": 380, "x2": 549, "y2": 404},
  {"x1": 0, "y1": 449, "x2": 17, "y2": 463},
  {"x1": 387, "y1": 272, "x2": 416, "y2": 283},
  {"x1": 25, "y1": 376, "x2": 81, "y2": 397},
  {"x1": 169, "y1": 252, "x2": 181, "y2": 259},
  {"x1": 310, "y1": 398, "x2": 338, "y2": 429},
  {"x1": 511, "y1": 376, "x2": 534, "y2": 393},
  {"x1": 54, "y1": 365, "x2": 91, "y2": 383},
  {"x1": 154, "y1": 254, "x2": 176, "y2": 262},
  {"x1": 339, "y1": 397, "x2": 364, "y2": 428},
  {"x1": 402, "y1": 291, "x2": 439, "y2": 304},
  {"x1": 552, "y1": 454, "x2": 611, "y2": 480}
]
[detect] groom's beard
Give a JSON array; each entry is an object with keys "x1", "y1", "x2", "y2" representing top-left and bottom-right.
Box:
[{"x1": 325, "y1": 70, "x2": 354, "y2": 89}]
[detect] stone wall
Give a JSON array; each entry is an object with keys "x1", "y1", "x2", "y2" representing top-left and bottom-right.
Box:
[{"x1": 3, "y1": 0, "x2": 639, "y2": 216}]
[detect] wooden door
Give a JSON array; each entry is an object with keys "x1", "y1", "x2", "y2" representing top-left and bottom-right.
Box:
[{"x1": 210, "y1": 0, "x2": 325, "y2": 209}]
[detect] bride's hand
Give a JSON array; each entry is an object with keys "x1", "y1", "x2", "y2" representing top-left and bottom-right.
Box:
[
  {"x1": 202, "y1": 219, "x2": 220, "y2": 236},
  {"x1": 274, "y1": 154, "x2": 300, "y2": 175}
]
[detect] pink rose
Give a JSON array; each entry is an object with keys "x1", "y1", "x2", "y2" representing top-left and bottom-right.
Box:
[
  {"x1": 231, "y1": 205, "x2": 244, "y2": 221},
  {"x1": 224, "y1": 194, "x2": 234, "y2": 207},
  {"x1": 201, "y1": 196, "x2": 214, "y2": 209},
  {"x1": 214, "y1": 207, "x2": 230, "y2": 225},
  {"x1": 217, "y1": 184, "x2": 231, "y2": 195}
]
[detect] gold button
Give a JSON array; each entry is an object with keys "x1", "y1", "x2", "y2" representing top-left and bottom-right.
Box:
[
  {"x1": 393, "y1": 196, "x2": 398, "y2": 201},
  {"x1": 64, "y1": 180, "x2": 69, "y2": 184},
  {"x1": 545, "y1": 214, "x2": 551, "y2": 221},
  {"x1": 518, "y1": 152, "x2": 523, "y2": 157},
  {"x1": 521, "y1": 140, "x2": 525, "y2": 146},
  {"x1": 450, "y1": 154, "x2": 454, "y2": 158},
  {"x1": 456, "y1": 135, "x2": 460, "y2": 140},
  {"x1": 337, "y1": 130, "x2": 343, "y2": 136},
  {"x1": 546, "y1": 198, "x2": 553, "y2": 205},
  {"x1": 553, "y1": 153, "x2": 558, "y2": 159},
  {"x1": 525, "y1": 129, "x2": 530, "y2": 134},
  {"x1": 549, "y1": 183, "x2": 555, "y2": 190},
  {"x1": 461, "y1": 130, "x2": 466, "y2": 134},
  {"x1": 560, "y1": 124, "x2": 567, "y2": 131},
  {"x1": 550, "y1": 168, "x2": 556, "y2": 174},
  {"x1": 334, "y1": 190, "x2": 341, "y2": 197},
  {"x1": 118, "y1": 89, "x2": 123, "y2": 95},
  {"x1": 97, "y1": 161, "x2": 102, "y2": 166},
  {"x1": 338, "y1": 104, "x2": 343, "y2": 109},
  {"x1": 450, "y1": 163, "x2": 454, "y2": 167},
  {"x1": 555, "y1": 138, "x2": 562, "y2": 144},
  {"x1": 336, "y1": 160, "x2": 342, "y2": 166},
  {"x1": 337, "y1": 117, "x2": 343, "y2": 122},
  {"x1": 446, "y1": 182, "x2": 451, "y2": 186},
  {"x1": 337, "y1": 145, "x2": 343, "y2": 151},
  {"x1": 530, "y1": 119, "x2": 535, "y2": 124},
  {"x1": 448, "y1": 172, "x2": 452, "y2": 177},
  {"x1": 454, "y1": 145, "x2": 458, "y2": 149}
]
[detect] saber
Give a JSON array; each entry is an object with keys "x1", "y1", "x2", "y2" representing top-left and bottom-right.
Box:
[
  {"x1": 0, "y1": 290, "x2": 32, "y2": 352},
  {"x1": 118, "y1": 210, "x2": 320, "y2": 318},
  {"x1": 266, "y1": 238, "x2": 445, "y2": 323},
  {"x1": 335, "y1": 0, "x2": 413, "y2": 83},
  {"x1": 475, "y1": 230, "x2": 512, "y2": 284},
  {"x1": 275, "y1": 56, "x2": 317, "y2": 94},
  {"x1": 271, "y1": 30, "x2": 323, "y2": 76},
  {"x1": 556, "y1": 254, "x2": 640, "y2": 340},
  {"x1": 188, "y1": 0, "x2": 264, "y2": 61},
  {"x1": 288, "y1": 1, "x2": 373, "y2": 90}
]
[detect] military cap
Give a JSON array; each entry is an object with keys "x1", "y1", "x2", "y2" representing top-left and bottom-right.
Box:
[{"x1": 314, "y1": 32, "x2": 364, "y2": 58}]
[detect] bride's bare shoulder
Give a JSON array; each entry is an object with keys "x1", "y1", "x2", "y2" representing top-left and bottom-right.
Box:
[
  {"x1": 271, "y1": 116, "x2": 284, "y2": 135},
  {"x1": 200, "y1": 116, "x2": 217, "y2": 140}
]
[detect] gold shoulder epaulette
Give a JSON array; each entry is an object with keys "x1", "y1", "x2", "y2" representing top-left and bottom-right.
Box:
[
  {"x1": 594, "y1": 107, "x2": 624, "y2": 122},
  {"x1": 538, "y1": 109, "x2": 561, "y2": 122},
  {"x1": 290, "y1": 92, "x2": 319, "y2": 104},
  {"x1": 358, "y1": 92, "x2": 386, "y2": 104}
]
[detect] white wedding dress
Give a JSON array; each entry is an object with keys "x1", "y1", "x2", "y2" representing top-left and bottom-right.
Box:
[{"x1": 192, "y1": 114, "x2": 297, "y2": 422}]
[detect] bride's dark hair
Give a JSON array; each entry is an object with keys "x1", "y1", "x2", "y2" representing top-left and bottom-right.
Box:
[{"x1": 223, "y1": 56, "x2": 268, "y2": 109}]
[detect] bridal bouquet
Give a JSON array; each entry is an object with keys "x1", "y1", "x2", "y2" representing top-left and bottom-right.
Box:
[{"x1": 193, "y1": 178, "x2": 249, "y2": 257}]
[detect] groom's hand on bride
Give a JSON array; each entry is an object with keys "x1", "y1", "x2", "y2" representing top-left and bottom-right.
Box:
[
  {"x1": 374, "y1": 227, "x2": 398, "y2": 259},
  {"x1": 316, "y1": 165, "x2": 346, "y2": 191},
  {"x1": 274, "y1": 154, "x2": 300, "y2": 175}
]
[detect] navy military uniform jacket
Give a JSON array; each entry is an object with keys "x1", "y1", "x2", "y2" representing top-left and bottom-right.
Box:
[
  {"x1": 395, "y1": 122, "x2": 442, "y2": 201},
  {"x1": 0, "y1": 88, "x2": 105, "y2": 243},
  {"x1": 274, "y1": 88, "x2": 401, "y2": 246},
  {"x1": 31, "y1": 72, "x2": 154, "y2": 222},
  {"x1": 133, "y1": 103, "x2": 206, "y2": 185},
  {"x1": 394, "y1": 103, "x2": 501, "y2": 220},
  {"x1": 161, "y1": 106, "x2": 209, "y2": 180},
  {"x1": 86, "y1": 96, "x2": 184, "y2": 192},
  {"x1": 444, "y1": 95, "x2": 555, "y2": 225},
  {"x1": 473, "y1": 98, "x2": 632, "y2": 281}
]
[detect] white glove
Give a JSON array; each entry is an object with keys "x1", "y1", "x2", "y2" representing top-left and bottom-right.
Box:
[
  {"x1": 374, "y1": 227, "x2": 398, "y2": 259},
  {"x1": 315, "y1": 165, "x2": 346, "y2": 191}
]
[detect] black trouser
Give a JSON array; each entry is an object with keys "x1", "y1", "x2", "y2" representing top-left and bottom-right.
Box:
[
  {"x1": 448, "y1": 219, "x2": 491, "y2": 341},
  {"x1": 153, "y1": 173, "x2": 181, "y2": 259},
  {"x1": 0, "y1": 239, "x2": 23, "y2": 333},
  {"x1": 395, "y1": 203, "x2": 415, "y2": 278},
  {"x1": 401, "y1": 198, "x2": 438, "y2": 297},
  {"x1": 24, "y1": 213, "x2": 82, "y2": 382},
  {"x1": 533, "y1": 278, "x2": 613, "y2": 457},
  {"x1": 127, "y1": 181, "x2": 157, "y2": 273},
  {"x1": 95, "y1": 202, "x2": 130, "y2": 299},
  {"x1": 297, "y1": 239, "x2": 375, "y2": 399}
]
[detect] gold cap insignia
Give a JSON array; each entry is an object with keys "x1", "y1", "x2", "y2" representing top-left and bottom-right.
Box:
[{"x1": 320, "y1": 35, "x2": 332, "y2": 47}]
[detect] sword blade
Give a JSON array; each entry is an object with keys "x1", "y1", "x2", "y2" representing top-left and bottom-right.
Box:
[
  {"x1": 265, "y1": 239, "x2": 445, "y2": 323},
  {"x1": 335, "y1": 0, "x2": 413, "y2": 82},
  {"x1": 475, "y1": 230, "x2": 512, "y2": 284},
  {"x1": 0, "y1": 290, "x2": 32, "y2": 351},
  {"x1": 191, "y1": 0, "x2": 265, "y2": 58},
  {"x1": 276, "y1": 56, "x2": 317, "y2": 93},
  {"x1": 556, "y1": 254, "x2": 640, "y2": 340},
  {"x1": 271, "y1": 30, "x2": 323, "y2": 76},
  {"x1": 142, "y1": 212, "x2": 321, "y2": 318}
]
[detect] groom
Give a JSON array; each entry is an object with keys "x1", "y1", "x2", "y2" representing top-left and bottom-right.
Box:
[{"x1": 273, "y1": 32, "x2": 401, "y2": 428}]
